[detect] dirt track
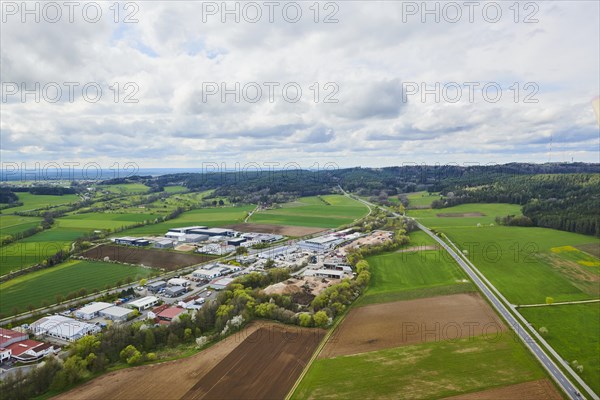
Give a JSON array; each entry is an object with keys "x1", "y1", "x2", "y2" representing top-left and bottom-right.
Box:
[
  {"x1": 81, "y1": 244, "x2": 215, "y2": 270},
  {"x1": 442, "y1": 379, "x2": 562, "y2": 400},
  {"x1": 224, "y1": 223, "x2": 325, "y2": 237},
  {"x1": 320, "y1": 293, "x2": 506, "y2": 358},
  {"x1": 52, "y1": 322, "x2": 324, "y2": 400}
]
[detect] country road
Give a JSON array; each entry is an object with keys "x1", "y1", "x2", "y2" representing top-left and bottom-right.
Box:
[{"x1": 342, "y1": 191, "x2": 598, "y2": 400}]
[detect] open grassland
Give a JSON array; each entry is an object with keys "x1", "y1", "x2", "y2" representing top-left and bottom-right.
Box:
[
  {"x1": 163, "y1": 185, "x2": 188, "y2": 193},
  {"x1": 0, "y1": 215, "x2": 42, "y2": 239},
  {"x1": 520, "y1": 303, "x2": 600, "y2": 394},
  {"x1": 407, "y1": 191, "x2": 441, "y2": 208},
  {"x1": 117, "y1": 205, "x2": 255, "y2": 236},
  {"x1": 0, "y1": 228, "x2": 82, "y2": 275},
  {"x1": 0, "y1": 260, "x2": 153, "y2": 317},
  {"x1": 4, "y1": 193, "x2": 80, "y2": 213},
  {"x1": 410, "y1": 203, "x2": 522, "y2": 228},
  {"x1": 292, "y1": 333, "x2": 549, "y2": 400},
  {"x1": 251, "y1": 195, "x2": 369, "y2": 228},
  {"x1": 96, "y1": 183, "x2": 150, "y2": 194},
  {"x1": 357, "y1": 240, "x2": 472, "y2": 306}
]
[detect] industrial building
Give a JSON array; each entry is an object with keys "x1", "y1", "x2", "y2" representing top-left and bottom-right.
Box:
[
  {"x1": 209, "y1": 277, "x2": 235, "y2": 290},
  {"x1": 192, "y1": 268, "x2": 221, "y2": 280},
  {"x1": 168, "y1": 278, "x2": 190, "y2": 287},
  {"x1": 6, "y1": 340, "x2": 57, "y2": 362},
  {"x1": 114, "y1": 237, "x2": 150, "y2": 247},
  {"x1": 30, "y1": 315, "x2": 101, "y2": 342},
  {"x1": 75, "y1": 302, "x2": 112, "y2": 320},
  {"x1": 154, "y1": 239, "x2": 175, "y2": 249},
  {"x1": 165, "y1": 286, "x2": 187, "y2": 297},
  {"x1": 227, "y1": 237, "x2": 247, "y2": 246},
  {"x1": 298, "y1": 235, "x2": 343, "y2": 253},
  {"x1": 303, "y1": 269, "x2": 348, "y2": 279},
  {"x1": 0, "y1": 328, "x2": 28, "y2": 348},
  {"x1": 147, "y1": 281, "x2": 167, "y2": 292},
  {"x1": 99, "y1": 306, "x2": 134, "y2": 322},
  {"x1": 127, "y1": 296, "x2": 159, "y2": 311},
  {"x1": 188, "y1": 227, "x2": 235, "y2": 237},
  {"x1": 168, "y1": 226, "x2": 207, "y2": 234},
  {"x1": 156, "y1": 307, "x2": 186, "y2": 323}
]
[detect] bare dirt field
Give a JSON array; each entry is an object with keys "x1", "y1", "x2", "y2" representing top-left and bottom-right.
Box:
[
  {"x1": 182, "y1": 325, "x2": 325, "y2": 400},
  {"x1": 320, "y1": 293, "x2": 506, "y2": 358},
  {"x1": 436, "y1": 212, "x2": 486, "y2": 217},
  {"x1": 442, "y1": 379, "x2": 563, "y2": 400},
  {"x1": 224, "y1": 223, "x2": 325, "y2": 237},
  {"x1": 53, "y1": 322, "x2": 324, "y2": 400},
  {"x1": 576, "y1": 242, "x2": 600, "y2": 258},
  {"x1": 175, "y1": 243, "x2": 196, "y2": 252},
  {"x1": 81, "y1": 244, "x2": 215, "y2": 270}
]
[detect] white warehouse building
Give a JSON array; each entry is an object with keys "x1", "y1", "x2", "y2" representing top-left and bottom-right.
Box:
[
  {"x1": 75, "y1": 302, "x2": 112, "y2": 320},
  {"x1": 30, "y1": 315, "x2": 101, "y2": 342}
]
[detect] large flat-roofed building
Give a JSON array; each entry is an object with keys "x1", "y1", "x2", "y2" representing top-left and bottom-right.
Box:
[
  {"x1": 127, "y1": 296, "x2": 159, "y2": 311},
  {"x1": 30, "y1": 315, "x2": 101, "y2": 342},
  {"x1": 165, "y1": 286, "x2": 187, "y2": 297},
  {"x1": 168, "y1": 226, "x2": 208, "y2": 234},
  {"x1": 114, "y1": 237, "x2": 150, "y2": 247},
  {"x1": 182, "y1": 234, "x2": 208, "y2": 243},
  {"x1": 100, "y1": 306, "x2": 134, "y2": 322},
  {"x1": 227, "y1": 237, "x2": 247, "y2": 246},
  {"x1": 188, "y1": 227, "x2": 235, "y2": 237},
  {"x1": 75, "y1": 302, "x2": 112, "y2": 320},
  {"x1": 303, "y1": 269, "x2": 348, "y2": 279},
  {"x1": 256, "y1": 245, "x2": 299, "y2": 259},
  {"x1": 168, "y1": 278, "x2": 190, "y2": 287},
  {"x1": 298, "y1": 235, "x2": 343, "y2": 253},
  {"x1": 154, "y1": 239, "x2": 175, "y2": 249},
  {"x1": 165, "y1": 231, "x2": 187, "y2": 241},
  {"x1": 209, "y1": 277, "x2": 235, "y2": 290},
  {"x1": 193, "y1": 268, "x2": 221, "y2": 280}
]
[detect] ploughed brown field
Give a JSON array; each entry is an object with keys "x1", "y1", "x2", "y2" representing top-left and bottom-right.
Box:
[
  {"x1": 320, "y1": 293, "x2": 507, "y2": 358},
  {"x1": 224, "y1": 223, "x2": 325, "y2": 237},
  {"x1": 52, "y1": 322, "x2": 324, "y2": 400},
  {"x1": 81, "y1": 244, "x2": 216, "y2": 270},
  {"x1": 442, "y1": 379, "x2": 563, "y2": 400},
  {"x1": 436, "y1": 212, "x2": 486, "y2": 217}
]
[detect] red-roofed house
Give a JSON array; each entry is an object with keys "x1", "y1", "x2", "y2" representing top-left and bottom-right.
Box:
[
  {"x1": 156, "y1": 307, "x2": 186, "y2": 323},
  {"x1": 7, "y1": 340, "x2": 57, "y2": 362}
]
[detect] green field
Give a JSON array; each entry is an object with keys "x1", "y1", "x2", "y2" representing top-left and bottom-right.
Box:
[
  {"x1": 0, "y1": 215, "x2": 42, "y2": 239},
  {"x1": 357, "y1": 244, "x2": 472, "y2": 306},
  {"x1": 3, "y1": 193, "x2": 80, "y2": 213},
  {"x1": 57, "y1": 212, "x2": 158, "y2": 231},
  {"x1": 163, "y1": 185, "x2": 188, "y2": 193},
  {"x1": 520, "y1": 303, "x2": 600, "y2": 394},
  {"x1": 118, "y1": 205, "x2": 255, "y2": 236},
  {"x1": 250, "y1": 195, "x2": 369, "y2": 228},
  {"x1": 292, "y1": 333, "x2": 546, "y2": 400},
  {"x1": 0, "y1": 260, "x2": 153, "y2": 317},
  {"x1": 410, "y1": 203, "x2": 599, "y2": 304},
  {"x1": 407, "y1": 191, "x2": 441, "y2": 208},
  {"x1": 0, "y1": 228, "x2": 84, "y2": 276},
  {"x1": 96, "y1": 183, "x2": 150, "y2": 194},
  {"x1": 410, "y1": 203, "x2": 523, "y2": 228}
]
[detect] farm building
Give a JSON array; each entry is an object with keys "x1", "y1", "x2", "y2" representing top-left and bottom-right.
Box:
[
  {"x1": 6, "y1": 340, "x2": 57, "y2": 362},
  {"x1": 75, "y1": 302, "x2": 112, "y2": 320},
  {"x1": 147, "y1": 281, "x2": 167, "y2": 292},
  {"x1": 227, "y1": 237, "x2": 247, "y2": 246},
  {"x1": 168, "y1": 226, "x2": 208, "y2": 234},
  {"x1": 114, "y1": 237, "x2": 150, "y2": 247},
  {"x1": 100, "y1": 306, "x2": 134, "y2": 322},
  {"x1": 210, "y1": 277, "x2": 235, "y2": 290},
  {"x1": 156, "y1": 307, "x2": 186, "y2": 323},
  {"x1": 192, "y1": 268, "x2": 221, "y2": 280},
  {"x1": 298, "y1": 235, "x2": 343, "y2": 253},
  {"x1": 154, "y1": 239, "x2": 175, "y2": 249},
  {"x1": 165, "y1": 286, "x2": 187, "y2": 297},
  {"x1": 168, "y1": 278, "x2": 190, "y2": 287},
  {"x1": 30, "y1": 315, "x2": 101, "y2": 342},
  {"x1": 127, "y1": 296, "x2": 159, "y2": 311},
  {"x1": 0, "y1": 328, "x2": 28, "y2": 348}
]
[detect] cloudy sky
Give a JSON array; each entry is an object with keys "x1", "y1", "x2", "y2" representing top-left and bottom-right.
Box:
[{"x1": 1, "y1": 0, "x2": 599, "y2": 169}]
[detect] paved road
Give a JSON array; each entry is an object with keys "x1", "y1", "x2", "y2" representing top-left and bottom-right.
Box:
[
  {"x1": 415, "y1": 221, "x2": 591, "y2": 400},
  {"x1": 342, "y1": 191, "x2": 596, "y2": 400}
]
